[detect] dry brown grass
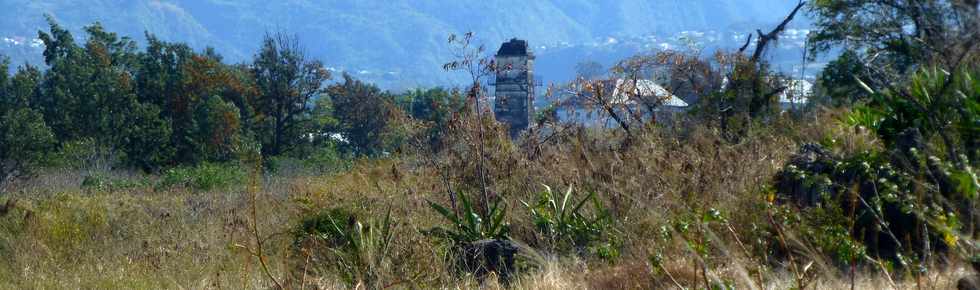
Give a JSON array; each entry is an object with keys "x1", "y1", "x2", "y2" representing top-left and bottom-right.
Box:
[
  {"x1": 0, "y1": 168, "x2": 296, "y2": 289},
  {"x1": 0, "y1": 110, "x2": 976, "y2": 289}
]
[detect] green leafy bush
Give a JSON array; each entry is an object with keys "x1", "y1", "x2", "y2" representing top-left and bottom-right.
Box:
[
  {"x1": 263, "y1": 141, "x2": 352, "y2": 176},
  {"x1": 302, "y1": 142, "x2": 350, "y2": 172},
  {"x1": 81, "y1": 174, "x2": 149, "y2": 193},
  {"x1": 45, "y1": 138, "x2": 115, "y2": 170},
  {"x1": 0, "y1": 108, "x2": 55, "y2": 184},
  {"x1": 842, "y1": 105, "x2": 884, "y2": 132},
  {"x1": 869, "y1": 67, "x2": 978, "y2": 161},
  {"x1": 156, "y1": 162, "x2": 245, "y2": 191},
  {"x1": 775, "y1": 66, "x2": 979, "y2": 268},
  {"x1": 296, "y1": 208, "x2": 358, "y2": 247}
]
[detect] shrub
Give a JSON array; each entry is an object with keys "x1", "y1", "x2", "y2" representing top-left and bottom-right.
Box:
[
  {"x1": 80, "y1": 173, "x2": 149, "y2": 193},
  {"x1": 294, "y1": 207, "x2": 397, "y2": 288},
  {"x1": 269, "y1": 140, "x2": 351, "y2": 175},
  {"x1": 773, "y1": 67, "x2": 979, "y2": 270},
  {"x1": 302, "y1": 142, "x2": 350, "y2": 173},
  {"x1": 775, "y1": 144, "x2": 958, "y2": 265},
  {"x1": 869, "y1": 67, "x2": 977, "y2": 164},
  {"x1": 0, "y1": 108, "x2": 55, "y2": 186},
  {"x1": 263, "y1": 142, "x2": 352, "y2": 177},
  {"x1": 44, "y1": 138, "x2": 116, "y2": 170},
  {"x1": 296, "y1": 208, "x2": 358, "y2": 248},
  {"x1": 156, "y1": 162, "x2": 245, "y2": 191},
  {"x1": 428, "y1": 192, "x2": 530, "y2": 284}
]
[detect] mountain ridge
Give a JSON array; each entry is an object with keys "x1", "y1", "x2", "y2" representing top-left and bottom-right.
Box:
[{"x1": 0, "y1": 0, "x2": 812, "y2": 89}]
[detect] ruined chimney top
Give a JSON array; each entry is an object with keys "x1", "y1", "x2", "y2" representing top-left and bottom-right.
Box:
[{"x1": 497, "y1": 38, "x2": 530, "y2": 56}]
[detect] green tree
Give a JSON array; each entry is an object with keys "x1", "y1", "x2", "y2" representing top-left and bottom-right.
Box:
[
  {"x1": 407, "y1": 87, "x2": 464, "y2": 124},
  {"x1": 807, "y1": 0, "x2": 980, "y2": 85},
  {"x1": 133, "y1": 34, "x2": 193, "y2": 165},
  {"x1": 136, "y1": 34, "x2": 195, "y2": 115},
  {"x1": 814, "y1": 50, "x2": 870, "y2": 105},
  {"x1": 0, "y1": 57, "x2": 13, "y2": 111},
  {"x1": 36, "y1": 19, "x2": 174, "y2": 169},
  {"x1": 170, "y1": 51, "x2": 252, "y2": 164},
  {"x1": 194, "y1": 95, "x2": 242, "y2": 162},
  {"x1": 35, "y1": 18, "x2": 96, "y2": 141},
  {"x1": 0, "y1": 108, "x2": 55, "y2": 187},
  {"x1": 326, "y1": 74, "x2": 407, "y2": 156},
  {"x1": 119, "y1": 102, "x2": 174, "y2": 170},
  {"x1": 7, "y1": 65, "x2": 42, "y2": 111},
  {"x1": 36, "y1": 19, "x2": 141, "y2": 143},
  {"x1": 133, "y1": 35, "x2": 256, "y2": 166},
  {"x1": 252, "y1": 32, "x2": 330, "y2": 156},
  {"x1": 405, "y1": 87, "x2": 465, "y2": 149},
  {"x1": 0, "y1": 56, "x2": 41, "y2": 117},
  {"x1": 0, "y1": 57, "x2": 54, "y2": 186}
]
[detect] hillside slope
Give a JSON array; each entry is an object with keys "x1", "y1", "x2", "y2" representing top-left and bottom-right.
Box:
[{"x1": 0, "y1": 0, "x2": 811, "y2": 88}]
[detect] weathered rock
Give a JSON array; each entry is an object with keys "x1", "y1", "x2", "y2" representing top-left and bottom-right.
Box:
[
  {"x1": 0, "y1": 198, "x2": 16, "y2": 217},
  {"x1": 460, "y1": 239, "x2": 520, "y2": 284},
  {"x1": 961, "y1": 259, "x2": 980, "y2": 290},
  {"x1": 774, "y1": 143, "x2": 837, "y2": 206},
  {"x1": 961, "y1": 274, "x2": 980, "y2": 290},
  {"x1": 774, "y1": 143, "x2": 945, "y2": 264}
]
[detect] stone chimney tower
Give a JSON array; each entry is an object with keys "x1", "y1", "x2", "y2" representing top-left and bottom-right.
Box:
[{"x1": 494, "y1": 38, "x2": 535, "y2": 138}]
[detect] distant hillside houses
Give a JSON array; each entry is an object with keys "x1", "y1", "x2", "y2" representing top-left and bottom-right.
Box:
[{"x1": 1, "y1": 36, "x2": 43, "y2": 48}]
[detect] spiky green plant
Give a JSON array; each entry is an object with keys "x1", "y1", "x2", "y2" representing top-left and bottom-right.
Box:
[
  {"x1": 522, "y1": 185, "x2": 614, "y2": 257},
  {"x1": 298, "y1": 208, "x2": 397, "y2": 288},
  {"x1": 427, "y1": 193, "x2": 509, "y2": 245}
]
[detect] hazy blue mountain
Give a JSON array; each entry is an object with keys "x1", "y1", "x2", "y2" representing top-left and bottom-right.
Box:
[{"x1": 0, "y1": 0, "x2": 813, "y2": 89}]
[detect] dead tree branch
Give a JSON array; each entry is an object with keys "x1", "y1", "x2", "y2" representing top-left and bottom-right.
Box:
[{"x1": 751, "y1": 1, "x2": 806, "y2": 62}]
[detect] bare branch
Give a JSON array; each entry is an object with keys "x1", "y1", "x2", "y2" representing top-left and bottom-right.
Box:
[
  {"x1": 738, "y1": 33, "x2": 754, "y2": 53},
  {"x1": 751, "y1": 1, "x2": 806, "y2": 62}
]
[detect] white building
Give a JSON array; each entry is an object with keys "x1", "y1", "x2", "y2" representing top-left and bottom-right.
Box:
[
  {"x1": 779, "y1": 79, "x2": 812, "y2": 110},
  {"x1": 556, "y1": 79, "x2": 688, "y2": 127}
]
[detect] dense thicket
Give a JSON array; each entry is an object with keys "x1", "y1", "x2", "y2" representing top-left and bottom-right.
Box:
[{"x1": 0, "y1": 18, "x2": 468, "y2": 185}]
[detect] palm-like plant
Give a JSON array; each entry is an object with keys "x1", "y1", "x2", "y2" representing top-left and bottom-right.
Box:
[
  {"x1": 523, "y1": 185, "x2": 612, "y2": 255},
  {"x1": 298, "y1": 208, "x2": 396, "y2": 288},
  {"x1": 427, "y1": 192, "x2": 509, "y2": 245}
]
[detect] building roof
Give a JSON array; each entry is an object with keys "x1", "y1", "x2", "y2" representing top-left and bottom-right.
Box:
[
  {"x1": 497, "y1": 38, "x2": 530, "y2": 56},
  {"x1": 779, "y1": 79, "x2": 812, "y2": 104},
  {"x1": 609, "y1": 79, "x2": 689, "y2": 107}
]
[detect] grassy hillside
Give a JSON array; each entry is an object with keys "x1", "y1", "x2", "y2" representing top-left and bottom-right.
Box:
[{"x1": 0, "y1": 109, "x2": 975, "y2": 289}]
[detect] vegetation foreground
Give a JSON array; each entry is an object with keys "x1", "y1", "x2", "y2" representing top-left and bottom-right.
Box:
[
  {"x1": 0, "y1": 107, "x2": 977, "y2": 289},
  {"x1": 1, "y1": 1, "x2": 979, "y2": 289}
]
